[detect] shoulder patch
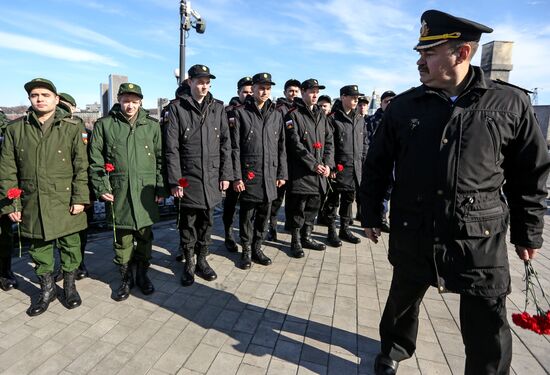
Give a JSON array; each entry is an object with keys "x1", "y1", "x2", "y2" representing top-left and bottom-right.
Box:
[
  {"x1": 81, "y1": 131, "x2": 89, "y2": 145},
  {"x1": 494, "y1": 79, "x2": 532, "y2": 95},
  {"x1": 285, "y1": 119, "x2": 294, "y2": 129},
  {"x1": 213, "y1": 98, "x2": 224, "y2": 105}
]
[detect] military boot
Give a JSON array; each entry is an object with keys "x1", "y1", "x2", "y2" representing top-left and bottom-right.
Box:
[
  {"x1": 301, "y1": 226, "x2": 326, "y2": 251},
  {"x1": 266, "y1": 222, "x2": 278, "y2": 242},
  {"x1": 374, "y1": 353, "x2": 399, "y2": 375},
  {"x1": 327, "y1": 222, "x2": 342, "y2": 247},
  {"x1": 63, "y1": 270, "x2": 82, "y2": 309},
  {"x1": 181, "y1": 247, "x2": 196, "y2": 287},
  {"x1": 290, "y1": 229, "x2": 304, "y2": 258},
  {"x1": 339, "y1": 219, "x2": 361, "y2": 244},
  {"x1": 240, "y1": 245, "x2": 252, "y2": 270},
  {"x1": 196, "y1": 246, "x2": 217, "y2": 281},
  {"x1": 76, "y1": 245, "x2": 89, "y2": 279},
  {"x1": 114, "y1": 264, "x2": 134, "y2": 301},
  {"x1": 0, "y1": 257, "x2": 18, "y2": 291},
  {"x1": 224, "y1": 226, "x2": 238, "y2": 253},
  {"x1": 135, "y1": 260, "x2": 155, "y2": 295},
  {"x1": 251, "y1": 239, "x2": 272, "y2": 266},
  {"x1": 27, "y1": 273, "x2": 56, "y2": 316},
  {"x1": 52, "y1": 266, "x2": 63, "y2": 282}
]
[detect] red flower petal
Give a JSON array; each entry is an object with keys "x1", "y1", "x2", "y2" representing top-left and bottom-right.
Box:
[
  {"x1": 7, "y1": 188, "x2": 23, "y2": 200},
  {"x1": 247, "y1": 171, "x2": 255, "y2": 180},
  {"x1": 105, "y1": 163, "x2": 115, "y2": 173},
  {"x1": 178, "y1": 178, "x2": 189, "y2": 188},
  {"x1": 337, "y1": 164, "x2": 344, "y2": 172}
]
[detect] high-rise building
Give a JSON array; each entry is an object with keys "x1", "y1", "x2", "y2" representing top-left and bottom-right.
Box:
[
  {"x1": 99, "y1": 74, "x2": 128, "y2": 116},
  {"x1": 100, "y1": 83, "x2": 109, "y2": 117}
]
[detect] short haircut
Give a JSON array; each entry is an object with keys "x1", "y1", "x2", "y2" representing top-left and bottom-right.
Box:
[{"x1": 447, "y1": 40, "x2": 479, "y2": 60}]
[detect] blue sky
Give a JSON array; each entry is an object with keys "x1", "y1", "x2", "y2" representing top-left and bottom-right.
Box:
[{"x1": 1, "y1": 0, "x2": 550, "y2": 109}]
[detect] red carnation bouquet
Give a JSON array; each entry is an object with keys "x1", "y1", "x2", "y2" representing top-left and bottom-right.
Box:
[
  {"x1": 6, "y1": 188, "x2": 24, "y2": 257},
  {"x1": 312, "y1": 142, "x2": 322, "y2": 150},
  {"x1": 512, "y1": 260, "x2": 550, "y2": 335}
]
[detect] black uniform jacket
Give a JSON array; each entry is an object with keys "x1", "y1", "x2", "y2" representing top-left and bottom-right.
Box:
[
  {"x1": 276, "y1": 97, "x2": 294, "y2": 117},
  {"x1": 164, "y1": 92, "x2": 232, "y2": 209},
  {"x1": 285, "y1": 97, "x2": 334, "y2": 195},
  {"x1": 329, "y1": 100, "x2": 364, "y2": 191},
  {"x1": 230, "y1": 96, "x2": 288, "y2": 203},
  {"x1": 361, "y1": 66, "x2": 550, "y2": 297}
]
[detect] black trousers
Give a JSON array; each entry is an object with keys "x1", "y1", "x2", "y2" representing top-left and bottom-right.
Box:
[
  {"x1": 239, "y1": 200, "x2": 271, "y2": 246},
  {"x1": 222, "y1": 188, "x2": 239, "y2": 232},
  {"x1": 179, "y1": 207, "x2": 214, "y2": 250},
  {"x1": 287, "y1": 193, "x2": 321, "y2": 229},
  {"x1": 380, "y1": 269, "x2": 512, "y2": 375},
  {"x1": 269, "y1": 185, "x2": 287, "y2": 226},
  {"x1": 323, "y1": 189, "x2": 355, "y2": 224},
  {"x1": 0, "y1": 215, "x2": 13, "y2": 260}
]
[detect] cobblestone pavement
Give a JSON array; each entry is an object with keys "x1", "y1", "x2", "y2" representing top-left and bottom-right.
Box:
[{"x1": 1, "y1": 211, "x2": 549, "y2": 375}]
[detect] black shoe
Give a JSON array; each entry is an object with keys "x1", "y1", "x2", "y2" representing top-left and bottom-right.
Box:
[
  {"x1": 301, "y1": 226, "x2": 326, "y2": 251},
  {"x1": 114, "y1": 264, "x2": 134, "y2": 301},
  {"x1": 374, "y1": 354, "x2": 399, "y2": 375},
  {"x1": 252, "y1": 241, "x2": 272, "y2": 266},
  {"x1": 0, "y1": 258, "x2": 18, "y2": 291},
  {"x1": 135, "y1": 261, "x2": 155, "y2": 295},
  {"x1": 381, "y1": 220, "x2": 390, "y2": 233},
  {"x1": 240, "y1": 245, "x2": 252, "y2": 270},
  {"x1": 266, "y1": 224, "x2": 278, "y2": 242},
  {"x1": 196, "y1": 247, "x2": 217, "y2": 281},
  {"x1": 75, "y1": 263, "x2": 89, "y2": 280},
  {"x1": 181, "y1": 247, "x2": 195, "y2": 286},
  {"x1": 290, "y1": 229, "x2": 304, "y2": 258},
  {"x1": 224, "y1": 226, "x2": 239, "y2": 252},
  {"x1": 53, "y1": 268, "x2": 63, "y2": 283},
  {"x1": 27, "y1": 273, "x2": 57, "y2": 316},
  {"x1": 63, "y1": 270, "x2": 82, "y2": 309},
  {"x1": 327, "y1": 224, "x2": 342, "y2": 247},
  {"x1": 339, "y1": 221, "x2": 361, "y2": 244}
]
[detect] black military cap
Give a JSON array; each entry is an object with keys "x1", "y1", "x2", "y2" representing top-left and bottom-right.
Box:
[
  {"x1": 59, "y1": 92, "x2": 76, "y2": 107},
  {"x1": 188, "y1": 64, "x2": 216, "y2": 79},
  {"x1": 118, "y1": 82, "x2": 143, "y2": 98},
  {"x1": 252, "y1": 72, "x2": 276, "y2": 85},
  {"x1": 358, "y1": 96, "x2": 369, "y2": 104},
  {"x1": 237, "y1": 76, "x2": 253, "y2": 89},
  {"x1": 340, "y1": 85, "x2": 364, "y2": 96},
  {"x1": 415, "y1": 10, "x2": 493, "y2": 50},
  {"x1": 301, "y1": 79, "x2": 325, "y2": 91},
  {"x1": 284, "y1": 79, "x2": 301, "y2": 90},
  {"x1": 381, "y1": 90, "x2": 396, "y2": 100},
  {"x1": 318, "y1": 95, "x2": 332, "y2": 104},
  {"x1": 24, "y1": 78, "x2": 57, "y2": 95}
]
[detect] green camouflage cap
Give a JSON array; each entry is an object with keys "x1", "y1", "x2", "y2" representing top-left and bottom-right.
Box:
[
  {"x1": 59, "y1": 92, "x2": 76, "y2": 107},
  {"x1": 118, "y1": 82, "x2": 143, "y2": 98},
  {"x1": 24, "y1": 78, "x2": 57, "y2": 95}
]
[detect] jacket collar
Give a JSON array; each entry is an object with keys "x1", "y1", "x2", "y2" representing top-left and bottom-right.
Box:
[{"x1": 417, "y1": 65, "x2": 496, "y2": 100}]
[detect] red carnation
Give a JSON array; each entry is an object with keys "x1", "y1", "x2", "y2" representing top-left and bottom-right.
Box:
[
  {"x1": 7, "y1": 188, "x2": 23, "y2": 200},
  {"x1": 337, "y1": 164, "x2": 344, "y2": 172},
  {"x1": 247, "y1": 171, "x2": 255, "y2": 181},
  {"x1": 105, "y1": 163, "x2": 115, "y2": 173},
  {"x1": 312, "y1": 142, "x2": 322, "y2": 149},
  {"x1": 178, "y1": 178, "x2": 189, "y2": 188}
]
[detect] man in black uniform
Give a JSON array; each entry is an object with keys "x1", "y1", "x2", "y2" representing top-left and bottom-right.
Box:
[
  {"x1": 231, "y1": 73, "x2": 287, "y2": 269},
  {"x1": 267, "y1": 79, "x2": 301, "y2": 241},
  {"x1": 285, "y1": 79, "x2": 334, "y2": 258},
  {"x1": 324, "y1": 85, "x2": 365, "y2": 247},
  {"x1": 361, "y1": 10, "x2": 550, "y2": 375},
  {"x1": 223, "y1": 77, "x2": 253, "y2": 253},
  {"x1": 164, "y1": 64, "x2": 232, "y2": 286},
  {"x1": 317, "y1": 95, "x2": 332, "y2": 116}
]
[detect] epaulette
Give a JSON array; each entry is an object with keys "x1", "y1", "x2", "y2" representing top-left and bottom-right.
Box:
[
  {"x1": 214, "y1": 98, "x2": 224, "y2": 105},
  {"x1": 494, "y1": 79, "x2": 532, "y2": 95},
  {"x1": 63, "y1": 117, "x2": 80, "y2": 125},
  {"x1": 146, "y1": 114, "x2": 159, "y2": 122},
  {"x1": 391, "y1": 87, "x2": 417, "y2": 100}
]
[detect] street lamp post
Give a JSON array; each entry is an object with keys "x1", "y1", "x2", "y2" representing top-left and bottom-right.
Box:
[{"x1": 178, "y1": 0, "x2": 206, "y2": 85}]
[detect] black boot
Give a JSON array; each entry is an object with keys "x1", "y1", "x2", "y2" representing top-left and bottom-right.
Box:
[
  {"x1": 27, "y1": 273, "x2": 56, "y2": 316},
  {"x1": 316, "y1": 212, "x2": 329, "y2": 226},
  {"x1": 374, "y1": 353, "x2": 399, "y2": 375},
  {"x1": 75, "y1": 263, "x2": 89, "y2": 280},
  {"x1": 266, "y1": 223, "x2": 278, "y2": 242},
  {"x1": 380, "y1": 219, "x2": 390, "y2": 233},
  {"x1": 252, "y1": 240, "x2": 272, "y2": 266},
  {"x1": 240, "y1": 245, "x2": 252, "y2": 270},
  {"x1": 301, "y1": 226, "x2": 326, "y2": 250},
  {"x1": 224, "y1": 226, "x2": 238, "y2": 253},
  {"x1": 135, "y1": 261, "x2": 155, "y2": 295},
  {"x1": 63, "y1": 270, "x2": 82, "y2": 309},
  {"x1": 181, "y1": 247, "x2": 195, "y2": 286},
  {"x1": 290, "y1": 229, "x2": 304, "y2": 258},
  {"x1": 327, "y1": 222, "x2": 342, "y2": 247},
  {"x1": 0, "y1": 257, "x2": 18, "y2": 291},
  {"x1": 114, "y1": 264, "x2": 134, "y2": 301},
  {"x1": 339, "y1": 220, "x2": 361, "y2": 244},
  {"x1": 196, "y1": 246, "x2": 217, "y2": 281},
  {"x1": 52, "y1": 267, "x2": 63, "y2": 282}
]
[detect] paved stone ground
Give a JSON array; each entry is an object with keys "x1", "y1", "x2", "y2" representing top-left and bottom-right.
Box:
[{"x1": 1, "y1": 209, "x2": 549, "y2": 375}]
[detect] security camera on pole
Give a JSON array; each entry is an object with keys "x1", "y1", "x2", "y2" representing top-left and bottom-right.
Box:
[{"x1": 177, "y1": 0, "x2": 206, "y2": 85}]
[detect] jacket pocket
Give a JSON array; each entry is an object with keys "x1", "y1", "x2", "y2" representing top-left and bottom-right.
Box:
[{"x1": 486, "y1": 117, "x2": 502, "y2": 164}]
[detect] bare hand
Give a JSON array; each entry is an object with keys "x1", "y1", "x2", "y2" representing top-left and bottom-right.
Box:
[
  {"x1": 171, "y1": 186, "x2": 184, "y2": 198},
  {"x1": 315, "y1": 164, "x2": 325, "y2": 175},
  {"x1": 220, "y1": 180, "x2": 229, "y2": 191},
  {"x1": 322, "y1": 166, "x2": 330, "y2": 177},
  {"x1": 329, "y1": 172, "x2": 336, "y2": 179},
  {"x1": 155, "y1": 196, "x2": 164, "y2": 204},
  {"x1": 516, "y1": 246, "x2": 538, "y2": 260},
  {"x1": 8, "y1": 212, "x2": 21, "y2": 223},
  {"x1": 70, "y1": 204, "x2": 85, "y2": 215},
  {"x1": 101, "y1": 193, "x2": 114, "y2": 202},
  {"x1": 276, "y1": 179, "x2": 286, "y2": 188},
  {"x1": 364, "y1": 227, "x2": 381, "y2": 243},
  {"x1": 233, "y1": 180, "x2": 245, "y2": 192}
]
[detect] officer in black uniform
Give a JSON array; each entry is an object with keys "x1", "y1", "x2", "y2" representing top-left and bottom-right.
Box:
[
  {"x1": 223, "y1": 76, "x2": 253, "y2": 253},
  {"x1": 354, "y1": 96, "x2": 369, "y2": 223},
  {"x1": 361, "y1": 10, "x2": 550, "y2": 375},
  {"x1": 231, "y1": 73, "x2": 287, "y2": 269},
  {"x1": 285, "y1": 79, "x2": 334, "y2": 258},
  {"x1": 324, "y1": 85, "x2": 364, "y2": 247},
  {"x1": 267, "y1": 79, "x2": 301, "y2": 241}
]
